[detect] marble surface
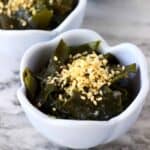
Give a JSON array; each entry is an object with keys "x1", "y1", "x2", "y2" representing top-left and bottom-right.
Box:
[{"x1": 0, "y1": 0, "x2": 150, "y2": 149}]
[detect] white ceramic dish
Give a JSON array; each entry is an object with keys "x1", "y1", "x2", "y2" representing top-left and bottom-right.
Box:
[
  {"x1": 17, "y1": 29, "x2": 149, "y2": 149},
  {"x1": 0, "y1": 0, "x2": 87, "y2": 60}
]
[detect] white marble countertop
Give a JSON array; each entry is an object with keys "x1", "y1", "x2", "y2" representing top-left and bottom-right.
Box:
[{"x1": 0, "y1": 0, "x2": 150, "y2": 149}]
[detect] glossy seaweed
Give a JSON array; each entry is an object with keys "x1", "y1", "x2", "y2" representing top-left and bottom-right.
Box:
[{"x1": 23, "y1": 40, "x2": 137, "y2": 120}]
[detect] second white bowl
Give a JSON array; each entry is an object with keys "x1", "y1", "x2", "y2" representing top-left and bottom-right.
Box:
[{"x1": 0, "y1": 0, "x2": 87, "y2": 60}]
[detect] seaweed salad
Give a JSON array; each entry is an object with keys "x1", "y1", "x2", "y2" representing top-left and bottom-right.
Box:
[
  {"x1": 0, "y1": 0, "x2": 77, "y2": 29},
  {"x1": 23, "y1": 40, "x2": 137, "y2": 120}
]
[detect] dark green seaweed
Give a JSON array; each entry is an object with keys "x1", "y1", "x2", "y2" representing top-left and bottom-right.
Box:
[
  {"x1": 23, "y1": 68, "x2": 38, "y2": 102},
  {"x1": 23, "y1": 40, "x2": 137, "y2": 121},
  {"x1": 70, "y1": 40, "x2": 100, "y2": 55}
]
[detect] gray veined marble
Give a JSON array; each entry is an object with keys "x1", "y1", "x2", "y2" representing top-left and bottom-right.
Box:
[{"x1": 0, "y1": 0, "x2": 150, "y2": 150}]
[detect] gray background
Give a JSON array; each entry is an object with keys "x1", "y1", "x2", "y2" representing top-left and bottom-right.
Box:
[{"x1": 0, "y1": 0, "x2": 150, "y2": 150}]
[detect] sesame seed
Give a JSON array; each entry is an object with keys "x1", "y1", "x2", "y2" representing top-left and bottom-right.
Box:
[
  {"x1": 10, "y1": 24, "x2": 14, "y2": 29},
  {"x1": 81, "y1": 96, "x2": 86, "y2": 100},
  {"x1": 83, "y1": 51, "x2": 88, "y2": 55},
  {"x1": 111, "y1": 70, "x2": 115, "y2": 75},
  {"x1": 53, "y1": 56, "x2": 58, "y2": 61},
  {"x1": 93, "y1": 101, "x2": 97, "y2": 106},
  {"x1": 97, "y1": 97, "x2": 102, "y2": 101},
  {"x1": 63, "y1": 79, "x2": 67, "y2": 85},
  {"x1": 94, "y1": 110, "x2": 99, "y2": 116},
  {"x1": 109, "y1": 74, "x2": 113, "y2": 78},
  {"x1": 91, "y1": 96, "x2": 95, "y2": 101},
  {"x1": 0, "y1": 2, "x2": 4, "y2": 9},
  {"x1": 98, "y1": 54, "x2": 103, "y2": 59},
  {"x1": 122, "y1": 66, "x2": 125, "y2": 71},
  {"x1": 52, "y1": 107, "x2": 56, "y2": 111},
  {"x1": 50, "y1": 79, "x2": 55, "y2": 84},
  {"x1": 20, "y1": 19, "x2": 27, "y2": 26},
  {"x1": 115, "y1": 70, "x2": 120, "y2": 74},
  {"x1": 69, "y1": 54, "x2": 72, "y2": 58},
  {"x1": 49, "y1": 0, "x2": 54, "y2": 5},
  {"x1": 64, "y1": 99, "x2": 68, "y2": 103},
  {"x1": 58, "y1": 94, "x2": 63, "y2": 100},
  {"x1": 7, "y1": 9, "x2": 11, "y2": 16},
  {"x1": 107, "y1": 82, "x2": 111, "y2": 86},
  {"x1": 37, "y1": 102, "x2": 42, "y2": 108},
  {"x1": 87, "y1": 92, "x2": 93, "y2": 99},
  {"x1": 31, "y1": 7, "x2": 36, "y2": 15},
  {"x1": 117, "y1": 64, "x2": 120, "y2": 67},
  {"x1": 99, "y1": 90, "x2": 103, "y2": 96},
  {"x1": 102, "y1": 59, "x2": 108, "y2": 65}
]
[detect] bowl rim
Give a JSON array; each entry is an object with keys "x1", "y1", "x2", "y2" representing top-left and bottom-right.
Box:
[
  {"x1": 0, "y1": 0, "x2": 86, "y2": 34},
  {"x1": 17, "y1": 29, "x2": 149, "y2": 126}
]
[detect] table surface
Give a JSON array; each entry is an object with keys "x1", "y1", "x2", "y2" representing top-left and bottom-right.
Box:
[{"x1": 0, "y1": 0, "x2": 150, "y2": 150}]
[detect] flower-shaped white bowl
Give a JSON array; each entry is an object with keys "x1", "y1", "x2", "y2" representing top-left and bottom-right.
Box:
[
  {"x1": 0, "y1": 0, "x2": 86, "y2": 60},
  {"x1": 17, "y1": 29, "x2": 149, "y2": 149}
]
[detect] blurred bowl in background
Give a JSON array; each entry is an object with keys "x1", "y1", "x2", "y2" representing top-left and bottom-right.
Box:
[{"x1": 0, "y1": 0, "x2": 87, "y2": 61}]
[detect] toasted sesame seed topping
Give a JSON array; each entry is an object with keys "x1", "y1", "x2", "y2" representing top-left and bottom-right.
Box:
[
  {"x1": 0, "y1": 0, "x2": 35, "y2": 17},
  {"x1": 0, "y1": 0, "x2": 49, "y2": 28},
  {"x1": 47, "y1": 51, "x2": 117, "y2": 106}
]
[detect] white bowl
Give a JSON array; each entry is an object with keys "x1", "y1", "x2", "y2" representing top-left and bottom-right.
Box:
[
  {"x1": 0, "y1": 0, "x2": 87, "y2": 60},
  {"x1": 17, "y1": 29, "x2": 149, "y2": 149}
]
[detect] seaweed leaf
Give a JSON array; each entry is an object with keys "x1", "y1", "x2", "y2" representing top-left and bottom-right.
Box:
[
  {"x1": 111, "y1": 63, "x2": 136, "y2": 83},
  {"x1": 100, "y1": 86, "x2": 123, "y2": 119},
  {"x1": 70, "y1": 41, "x2": 101, "y2": 55},
  {"x1": 53, "y1": 0, "x2": 74, "y2": 15},
  {"x1": 36, "y1": 83, "x2": 56, "y2": 107},
  {"x1": 31, "y1": 9, "x2": 53, "y2": 29},
  {"x1": 104, "y1": 53, "x2": 119, "y2": 64},
  {"x1": 125, "y1": 63, "x2": 136, "y2": 73},
  {"x1": 54, "y1": 39, "x2": 70, "y2": 63},
  {"x1": 41, "y1": 84, "x2": 56, "y2": 101},
  {"x1": 23, "y1": 68, "x2": 38, "y2": 101}
]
